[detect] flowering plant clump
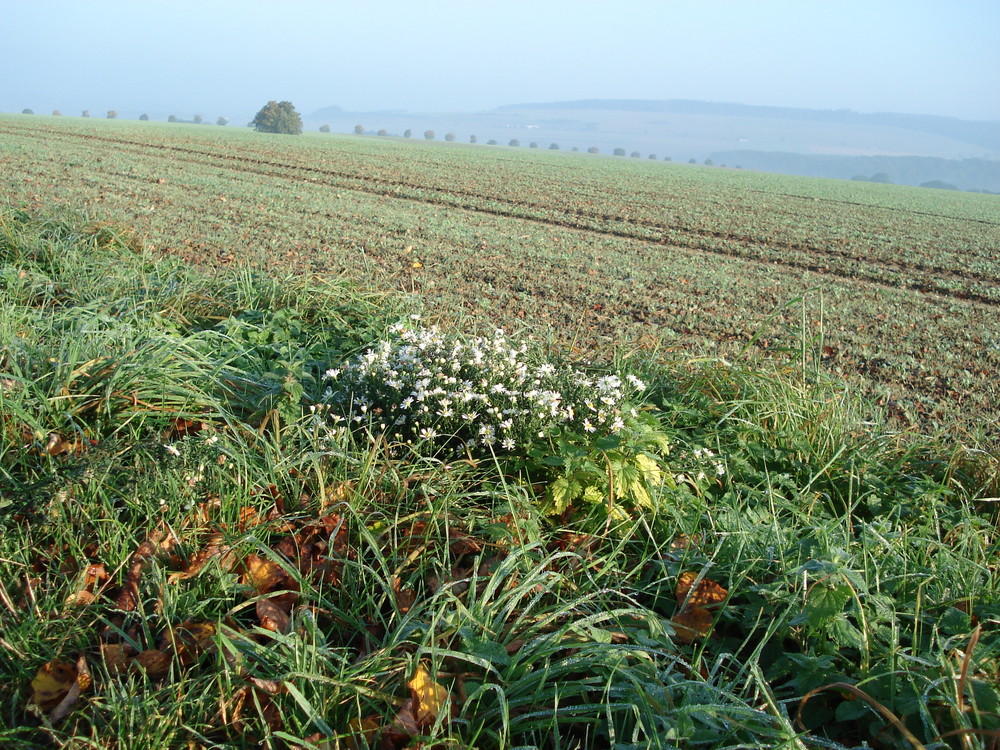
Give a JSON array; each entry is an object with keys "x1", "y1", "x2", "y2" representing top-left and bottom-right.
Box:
[{"x1": 322, "y1": 319, "x2": 648, "y2": 460}]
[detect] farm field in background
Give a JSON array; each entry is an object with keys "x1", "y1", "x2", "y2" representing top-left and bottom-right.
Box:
[{"x1": 2, "y1": 114, "x2": 998, "y2": 443}]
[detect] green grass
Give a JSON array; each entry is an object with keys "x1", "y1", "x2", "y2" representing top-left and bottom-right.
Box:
[{"x1": 2, "y1": 208, "x2": 999, "y2": 749}]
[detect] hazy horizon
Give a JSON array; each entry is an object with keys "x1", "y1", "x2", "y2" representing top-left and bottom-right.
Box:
[{"x1": 3, "y1": 0, "x2": 999, "y2": 123}]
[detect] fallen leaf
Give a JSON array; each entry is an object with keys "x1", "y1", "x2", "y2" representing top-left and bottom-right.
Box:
[
  {"x1": 343, "y1": 716, "x2": 380, "y2": 750},
  {"x1": 408, "y1": 663, "x2": 453, "y2": 728},
  {"x1": 671, "y1": 606, "x2": 714, "y2": 643},
  {"x1": 115, "y1": 527, "x2": 177, "y2": 611},
  {"x1": 675, "y1": 571, "x2": 728, "y2": 609},
  {"x1": 161, "y1": 620, "x2": 217, "y2": 665},
  {"x1": 31, "y1": 661, "x2": 78, "y2": 711},
  {"x1": 448, "y1": 528, "x2": 483, "y2": 557},
  {"x1": 256, "y1": 598, "x2": 291, "y2": 633},
  {"x1": 100, "y1": 643, "x2": 134, "y2": 675},
  {"x1": 133, "y1": 649, "x2": 171, "y2": 679},
  {"x1": 392, "y1": 576, "x2": 417, "y2": 614}
]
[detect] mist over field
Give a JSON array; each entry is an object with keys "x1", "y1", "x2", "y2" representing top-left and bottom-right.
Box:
[{"x1": 4, "y1": 1, "x2": 997, "y2": 191}]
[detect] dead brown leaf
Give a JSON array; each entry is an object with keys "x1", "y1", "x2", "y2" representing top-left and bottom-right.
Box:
[
  {"x1": 100, "y1": 643, "x2": 135, "y2": 676},
  {"x1": 256, "y1": 598, "x2": 291, "y2": 633},
  {"x1": 167, "y1": 532, "x2": 236, "y2": 584},
  {"x1": 671, "y1": 606, "x2": 714, "y2": 643},
  {"x1": 675, "y1": 571, "x2": 728, "y2": 609},
  {"x1": 115, "y1": 526, "x2": 178, "y2": 611},
  {"x1": 161, "y1": 620, "x2": 217, "y2": 665},
  {"x1": 133, "y1": 649, "x2": 171, "y2": 679}
]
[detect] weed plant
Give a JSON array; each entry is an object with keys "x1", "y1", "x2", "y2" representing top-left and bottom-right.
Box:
[{"x1": 1, "y1": 208, "x2": 999, "y2": 749}]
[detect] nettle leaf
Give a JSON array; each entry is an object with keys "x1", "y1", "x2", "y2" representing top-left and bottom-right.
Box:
[
  {"x1": 803, "y1": 582, "x2": 852, "y2": 628},
  {"x1": 634, "y1": 452, "x2": 664, "y2": 484},
  {"x1": 548, "y1": 476, "x2": 581, "y2": 514},
  {"x1": 828, "y1": 613, "x2": 865, "y2": 649},
  {"x1": 581, "y1": 484, "x2": 606, "y2": 505},
  {"x1": 629, "y1": 480, "x2": 653, "y2": 508},
  {"x1": 593, "y1": 434, "x2": 622, "y2": 451},
  {"x1": 938, "y1": 606, "x2": 972, "y2": 635}
]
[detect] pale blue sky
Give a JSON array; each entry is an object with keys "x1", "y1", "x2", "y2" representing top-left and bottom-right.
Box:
[{"x1": 2, "y1": 0, "x2": 998, "y2": 121}]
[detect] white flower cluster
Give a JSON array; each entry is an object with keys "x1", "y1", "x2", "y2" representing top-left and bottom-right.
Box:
[{"x1": 324, "y1": 322, "x2": 647, "y2": 457}]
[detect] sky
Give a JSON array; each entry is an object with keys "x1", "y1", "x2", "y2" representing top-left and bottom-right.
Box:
[{"x1": 2, "y1": 0, "x2": 999, "y2": 122}]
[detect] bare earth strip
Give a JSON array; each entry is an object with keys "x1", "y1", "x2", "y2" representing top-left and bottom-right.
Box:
[{"x1": 2, "y1": 116, "x2": 998, "y2": 442}]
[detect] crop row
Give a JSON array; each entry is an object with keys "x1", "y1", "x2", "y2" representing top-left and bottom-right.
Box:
[{"x1": 1, "y1": 116, "x2": 998, "y2": 440}]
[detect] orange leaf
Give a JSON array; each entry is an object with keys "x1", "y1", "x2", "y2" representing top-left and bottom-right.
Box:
[
  {"x1": 100, "y1": 643, "x2": 134, "y2": 675},
  {"x1": 133, "y1": 649, "x2": 171, "y2": 679},
  {"x1": 671, "y1": 606, "x2": 714, "y2": 643},
  {"x1": 256, "y1": 599, "x2": 291, "y2": 633},
  {"x1": 675, "y1": 571, "x2": 728, "y2": 609},
  {"x1": 161, "y1": 620, "x2": 217, "y2": 665},
  {"x1": 243, "y1": 555, "x2": 295, "y2": 596}
]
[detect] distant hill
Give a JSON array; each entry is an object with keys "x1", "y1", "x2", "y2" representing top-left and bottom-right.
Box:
[
  {"x1": 307, "y1": 98, "x2": 1000, "y2": 190},
  {"x1": 708, "y1": 151, "x2": 1000, "y2": 192},
  {"x1": 498, "y1": 99, "x2": 1000, "y2": 153}
]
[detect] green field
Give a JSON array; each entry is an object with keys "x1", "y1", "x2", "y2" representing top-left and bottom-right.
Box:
[
  {"x1": 3, "y1": 117, "x2": 1000, "y2": 748},
  {"x1": 2, "y1": 114, "x2": 998, "y2": 443}
]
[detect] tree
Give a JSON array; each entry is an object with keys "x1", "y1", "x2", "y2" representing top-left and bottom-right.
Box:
[
  {"x1": 250, "y1": 100, "x2": 303, "y2": 135},
  {"x1": 354, "y1": 124, "x2": 365, "y2": 134},
  {"x1": 139, "y1": 113, "x2": 149, "y2": 121},
  {"x1": 168, "y1": 114, "x2": 177, "y2": 123},
  {"x1": 631, "y1": 151, "x2": 641, "y2": 158},
  {"x1": 649, "y1": 153, "x2": 657, "y2": 160},
  {"x1": 423, "y1": 130, "x2": 435, "y2": 140},
  {"x1": 107, "y1": 110, "x2": 117, "y2": 119},
  {"x1": 81, "y1": 110, "x2": 90, "y2": 118},
  {"x1": 21, "y1": 108, "x2": 33, "y2": 115},
  {"x1": 445, "y1": 133, "x2": 456, "y2": 142},
  {"x1": 548, "y1": 143, "x2": 559, "y2": 150},
  {"x1": 469, "y1": 135, "x2": 477, "y2": 144},
  {"x1": 377, "y1": 129, "x2": 388, "y2": 136},
  {"x1": 52, "y1": 110, "x2": 62, "y2": 116},
  {"x1": 404, "y1": 129, "x2": 412, "y2": 138},
  {"x1": 319, "y1": 124, "x2": 331, "y2": 133},
  {"x1": 508, "y1": 139, "x2": 520, "y2": 147},
  {"x1": 529, "y1": 142, "x2": 538, "y2": 148},
  {"x1": 488, "y1": 139, "x2": 498, "y2": 145},
  {"x1": 193, "y1": 114, "x2": 203, "y2": 124},
  {"x1": 919, "y1": 180, "x2": 957, "y2": 190},
  {"x1": 217, "y1": 116, "x2": 229, "y2": 126},
  {"x1": 613, "y1": 148, "x2": 626, "y2": 156},
  {"x1": 704, "y1": 158, "x2": 714, "y2": 166},
  {"x1": 588, "y1": 146, "x2": 599, "y2": 154}
]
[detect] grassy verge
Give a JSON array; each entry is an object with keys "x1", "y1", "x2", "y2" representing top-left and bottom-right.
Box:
[{"x1": 1, "y1": 208, "x2": 998, "y2": 749}]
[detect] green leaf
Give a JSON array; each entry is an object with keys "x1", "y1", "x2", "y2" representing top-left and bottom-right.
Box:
[
  {"x1": 804, "y1": 582, "x2": 852, "y2": 628},
  {"x1": 548, "y1": 476, "x2": 581, "y2": 514}
]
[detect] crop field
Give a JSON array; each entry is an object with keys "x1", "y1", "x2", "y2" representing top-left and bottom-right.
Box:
[{"x1": 2, "y1": 114, "x2": 998, "y2": 442}]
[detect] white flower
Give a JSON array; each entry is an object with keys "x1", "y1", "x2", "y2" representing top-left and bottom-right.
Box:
[
  {"x1": 164, "y1": 444, "x2": 181, "y2": 457},
  {"x1": 626, "y1": 373, "x2": 647, "y2": 391},
  {"x1": 419, "y1": 427, "x2": 439, "y2": 440},
  {"x1": 583, "y1": 418, "x2": 596, "y2": 433}
]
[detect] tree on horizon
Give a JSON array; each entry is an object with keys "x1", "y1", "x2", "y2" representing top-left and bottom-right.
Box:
[{"x1": 250, "y1": 101, "x2": 303, "y2": 135}]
